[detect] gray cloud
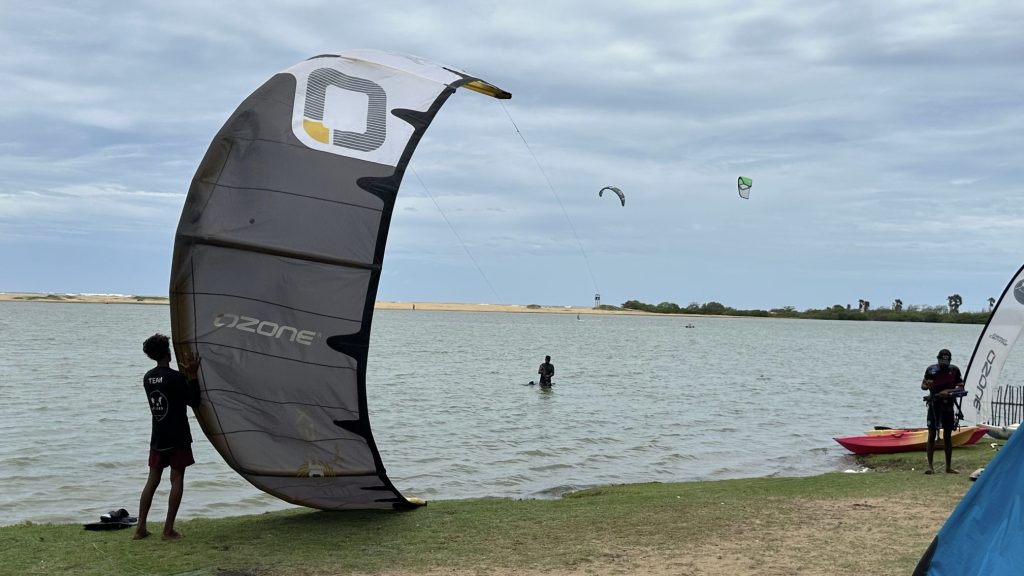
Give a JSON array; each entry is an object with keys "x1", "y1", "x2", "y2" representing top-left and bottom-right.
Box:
[{"x1": 2, "y1": 1, "x2": 1022, "y2": 309}]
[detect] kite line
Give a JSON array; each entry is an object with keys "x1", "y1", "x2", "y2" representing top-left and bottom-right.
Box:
[
  {"x1": 409, "y1": 167, "x2": 504, "y2": 304},
  {"x1": 498, "y1": 101, "x2": 601, "y2": 297}
]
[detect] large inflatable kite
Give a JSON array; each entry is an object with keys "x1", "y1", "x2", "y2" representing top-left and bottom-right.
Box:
[{"x1": 169, "y1": 50, "x2": 509, "y2": 510}]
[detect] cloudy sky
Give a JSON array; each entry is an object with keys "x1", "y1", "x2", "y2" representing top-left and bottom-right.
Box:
[{"x1": 2, "y1": 1, "x2": 1022, "y2": 310}]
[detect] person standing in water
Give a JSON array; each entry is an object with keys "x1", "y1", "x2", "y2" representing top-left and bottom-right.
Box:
[
  {"x1": 921, "y1": 348, "x2": 964, "y2": 475},
  {"x1": 538, "y1": 355, "x2": 555, "y2": 387},
  {"x1": 134, "y1": 333, "x2": 201, "y2": 540}
]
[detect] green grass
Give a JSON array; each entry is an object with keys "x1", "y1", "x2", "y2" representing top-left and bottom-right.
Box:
[{"x1": 1, "y1": 442, "x2": 1002, "y2": 575}]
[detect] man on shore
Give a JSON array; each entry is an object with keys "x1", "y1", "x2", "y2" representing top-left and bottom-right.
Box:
[
  {"x1": 920, "y1": 348, "x2": 964, "y2": 474},
  {"x1": 134, "y1": 334, "x2": 201, "y2": 540}
]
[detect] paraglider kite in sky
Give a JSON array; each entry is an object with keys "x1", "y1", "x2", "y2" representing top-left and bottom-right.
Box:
[
  {"x1": 599, "y1": 186, "x2": 625, "y2": 206},
  {"x1": 737, "y1": 176, "x2": 753, "y2": 200}
]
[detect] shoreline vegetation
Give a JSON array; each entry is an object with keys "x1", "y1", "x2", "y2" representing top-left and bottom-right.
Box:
[
  {"x1": 0, "y1": 292, "x2": 989, "y2": 323},
  {"x1": 0, "y1": 443, "x2": 1000, "y2": 575}
]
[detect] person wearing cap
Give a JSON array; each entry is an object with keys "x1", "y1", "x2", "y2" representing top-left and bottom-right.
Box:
[
  {"x1": 537, "y1": 355, "x2": 555, "y2": 387},
  {"x1": 921, "y1": 348, "x2": 964, "y2": 474}
]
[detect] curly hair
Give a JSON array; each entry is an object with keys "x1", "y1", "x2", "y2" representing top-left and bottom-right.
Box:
[{"x1": 143, "y1": 333, "x2": 171, "y2": 362}]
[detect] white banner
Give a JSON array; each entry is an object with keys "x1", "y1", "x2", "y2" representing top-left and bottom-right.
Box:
[{"x1": 965, "y1": 264, "x2": 1024, "y2": 425}]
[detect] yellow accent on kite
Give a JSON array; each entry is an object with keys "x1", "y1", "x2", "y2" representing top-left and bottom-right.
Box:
[
  {"x1": 303, "y1": 119, "x2": 330, "y2": 143},
  {"x1": 462, "y1": 80, "x2": 511, "y2": 100},
  {"x1": 406, "y1": 496, "x2": 427, "y2": 505}
]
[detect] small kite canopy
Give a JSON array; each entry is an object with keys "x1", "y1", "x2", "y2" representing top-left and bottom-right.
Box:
[
  {"x1": 169, "y1": 50, "x2": 509, "y2": 511},
  {"x1": 599, "y1": 186, "x2": 625, "y2": 206},
  {"x1": 737, "y1": 177, "x2": 753, "y2": 199}
]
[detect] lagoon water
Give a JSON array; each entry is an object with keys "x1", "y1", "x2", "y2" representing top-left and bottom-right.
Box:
[{"x1": 1, "y1": 301, "x2": 1014, "y2": 526}]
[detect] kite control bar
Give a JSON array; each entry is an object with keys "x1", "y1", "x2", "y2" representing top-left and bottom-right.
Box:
[{"x1": 922, "y1": 389, "x2": 968, "y2": 402}]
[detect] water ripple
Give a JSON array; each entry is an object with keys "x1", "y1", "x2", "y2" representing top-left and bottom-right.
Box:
[{"x1": 0, "y1": 302, "x2": 1009, "y2": 525}]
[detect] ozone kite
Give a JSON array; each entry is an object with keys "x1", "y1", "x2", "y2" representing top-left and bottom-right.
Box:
[
  {"x1": 169, "y1": 50, "x2": 509, "y2": 510},
  {"x1": 962, "y1": 263, "x2": 1024, "y2": 436},
  {"x1": 599, "y1": 186, "x2": 625, "y2": 206},
  {"x1": 737, "y1": 177, "x2": 753, "y2": 200}
]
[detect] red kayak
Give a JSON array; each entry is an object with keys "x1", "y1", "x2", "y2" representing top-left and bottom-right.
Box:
[
  {"x1": 865, "y1": 426, "x2": 988, "y2": 445},
  {"x1": 834, "y1": 426, "x2": 987, "y2": 455}
]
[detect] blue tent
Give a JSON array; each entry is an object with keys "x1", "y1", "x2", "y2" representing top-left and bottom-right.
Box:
[{"x1": 914, "y1": 429, "x2": 1024, "y2": 574}]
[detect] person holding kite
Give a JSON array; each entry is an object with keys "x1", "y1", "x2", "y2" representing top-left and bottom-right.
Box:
[{"x1": 134, "y1": 334, "x2": 202, "y2": 540}]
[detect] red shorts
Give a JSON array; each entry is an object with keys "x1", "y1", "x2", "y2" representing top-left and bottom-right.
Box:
[{"x1": 148, "y1": 446, "x2": 195, "y2": 470}]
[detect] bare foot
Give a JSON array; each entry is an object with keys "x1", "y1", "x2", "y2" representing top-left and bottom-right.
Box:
[
  {"x1": 924, "y1": 468, "x2": 934, "y2": 475},
  {"x1": 161, "y1": 530, "x2": 184, "y2": 541},
  {"x1": 132, "y1": 529, "x2": 151, "y2": 540},
  {"x1": 946, "y1": 468, "x2": 959, "y2": 474}
]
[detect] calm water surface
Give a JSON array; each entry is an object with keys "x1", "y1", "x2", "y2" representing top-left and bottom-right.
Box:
[{"x1": 2, "y1": 301, "x2": 1014, "y2": 526}]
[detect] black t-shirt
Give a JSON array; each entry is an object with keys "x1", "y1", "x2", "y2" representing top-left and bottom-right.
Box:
[{"x1": 143, "y1": 366, "x2": 201, "y2": 451}]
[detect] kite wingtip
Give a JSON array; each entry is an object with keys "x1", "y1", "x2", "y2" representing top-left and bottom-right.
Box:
[{"x1": 394, "y1": 496, "x2": 428, "y2": 510}]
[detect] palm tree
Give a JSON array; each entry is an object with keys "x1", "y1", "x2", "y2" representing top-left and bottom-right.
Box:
[
  {"x1": 858, "y1": 299, "x2": 865, "y2": 312},
  {"x1": 947, "y1": 294, "x2": 962, "y2": 313},
  {"x1": 893, "y1": 299, "x2": 903, "y2": 312},
  {"x1": 988, "y1": 297, "x2": 996, "y2": 311}
]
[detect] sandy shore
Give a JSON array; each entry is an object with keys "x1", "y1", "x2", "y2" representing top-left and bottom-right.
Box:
[
  {"x1": 0, "y1": 292, "x2": 671, "y2": 316},
  {"x1": 373, "y1": 300, "x2": 658, "y2": 316},
  {"x1": 0, "y1": 292, "x2": 169, "y2": 305}
]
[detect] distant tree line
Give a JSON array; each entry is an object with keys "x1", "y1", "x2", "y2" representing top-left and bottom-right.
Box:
[{"x1": 613, "y1": 298, "x2": 991, "y2": 324}]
